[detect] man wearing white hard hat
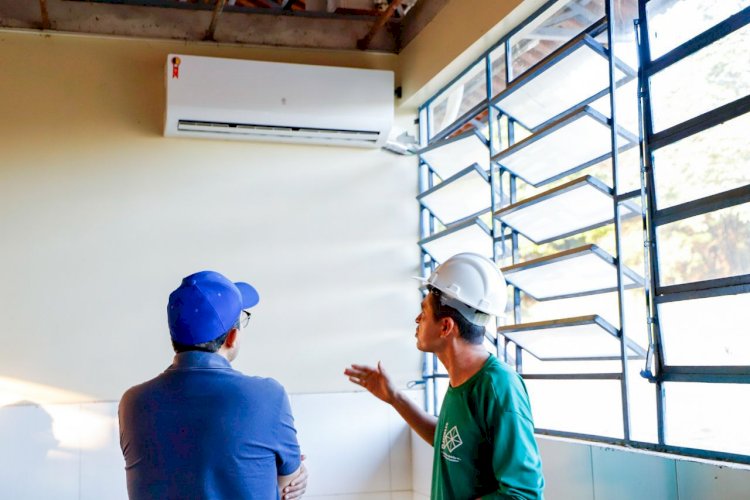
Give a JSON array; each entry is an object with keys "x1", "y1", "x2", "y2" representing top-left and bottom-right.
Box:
[{"x1": 345, "y1": 253, "x2": 544, "y2": 499}]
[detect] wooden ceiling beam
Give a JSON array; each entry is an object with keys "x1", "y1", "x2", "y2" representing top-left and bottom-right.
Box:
[
  {"x1": 39, "y1": 0, "x2": 51, "y2": 29},
  {"x1": 204, "y1": 0, "x2": 227, "y2": 40},
  {"x1": 259, "y1": 0, "x2": 282, "y2": 9},
  {"x1": 282, "y1": 0, "x2": 299, "y2": 11},
  {"x1": 357, "y1": 0, "x2": 402, "y2": 50}
]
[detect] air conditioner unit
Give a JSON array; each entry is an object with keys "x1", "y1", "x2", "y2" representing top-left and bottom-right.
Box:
[{"x1": 164, "y1": 54, "x2": 394, "y2": 148}]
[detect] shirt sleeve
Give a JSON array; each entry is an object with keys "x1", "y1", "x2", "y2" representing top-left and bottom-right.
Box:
[
  {"x1": 480, "y1": 378, "x2": 544, "y2": 500},
  {"x1": 274, "y1": 385, "x2": 302, "y2": 476}
]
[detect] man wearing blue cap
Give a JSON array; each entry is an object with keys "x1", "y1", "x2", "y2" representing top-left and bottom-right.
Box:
[{"x1": 119, "y1": 271, "x2": 307, "y2": 499}]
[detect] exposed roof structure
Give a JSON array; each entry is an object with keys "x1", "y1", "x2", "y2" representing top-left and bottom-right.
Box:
[{"x1": 0, "y1": 0, "x2": 450, "y2": 52}]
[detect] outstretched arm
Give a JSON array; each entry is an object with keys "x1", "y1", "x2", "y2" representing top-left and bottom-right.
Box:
[{"x1": 345, "y1": 361, "x2": 437, "y2": 445}]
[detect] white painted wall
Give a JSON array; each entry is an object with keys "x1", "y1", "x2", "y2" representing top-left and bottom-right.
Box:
[{"x1": 0, "y1": 30, "x2": 420, "y2": 403}]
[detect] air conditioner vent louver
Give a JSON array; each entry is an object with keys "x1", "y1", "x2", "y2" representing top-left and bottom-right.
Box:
[
  {"x1": 177, "y1": 120, "x2": 381, "y2": 144},
  {"x1": 165, "y1": 54, "x2": 394, "y2": 148}
]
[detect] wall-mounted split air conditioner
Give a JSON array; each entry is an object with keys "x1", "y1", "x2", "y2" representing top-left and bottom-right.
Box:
[{"x1": 164, "y1": 54, "x2": 394, "y2": 148}]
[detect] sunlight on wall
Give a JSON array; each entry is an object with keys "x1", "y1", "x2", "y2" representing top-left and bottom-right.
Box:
[
  {"x1": 49, "y1": 404, "x2": 114, "y2": 451},
  {"x1": 0, "y1": 377, "x2": 94, "y2": 407},
  {"x1": 0, "y1": 377, "x2": 114, "y2": 451}
]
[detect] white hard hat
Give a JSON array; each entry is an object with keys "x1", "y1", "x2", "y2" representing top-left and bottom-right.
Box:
[{"x1": 418, "y1": 253, "x2": 507, "y2": 318}]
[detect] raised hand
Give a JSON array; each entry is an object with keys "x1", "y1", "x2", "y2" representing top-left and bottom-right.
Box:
[{"x1": 344, "y1": 361, "x2": 397, "y2": 404}]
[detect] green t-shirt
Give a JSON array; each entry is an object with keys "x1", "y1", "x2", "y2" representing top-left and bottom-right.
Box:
[{"x1": 431, "y1": 355, "x2": 544, "y2": 499}]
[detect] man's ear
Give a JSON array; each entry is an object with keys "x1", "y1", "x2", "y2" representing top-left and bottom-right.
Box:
[
  {"x1": 224, "y1": 327, "x2": 239, "y2": 348},
  {"x1": 440, "y1": 317, "x2": 456, "y2": 338}
]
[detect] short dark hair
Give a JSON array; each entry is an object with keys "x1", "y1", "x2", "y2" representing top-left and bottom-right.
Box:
[
  {"x1": 428, "y1": 288, "x2": 486, "y2": 345},
  {"x1": 171, "y1": 319, "x2": 238, "y2": 353}
]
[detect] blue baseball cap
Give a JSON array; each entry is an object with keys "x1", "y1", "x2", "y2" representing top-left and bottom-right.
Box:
[{"x1": 167, "y1": 270, "x2": 260, "y2": 345}]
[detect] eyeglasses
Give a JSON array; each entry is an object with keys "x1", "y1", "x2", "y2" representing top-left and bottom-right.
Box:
[{"x1": 240, "y1": 310, "x2": 252, "y2": 329}]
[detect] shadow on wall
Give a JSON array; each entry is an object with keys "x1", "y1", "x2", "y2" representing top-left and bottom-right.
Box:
[
  {"x1": 0, "y1": 377, "x2": 127, "y2": 500},
  {"x1": 0, "y1": 402, "x2": 72, "y2": 499}
]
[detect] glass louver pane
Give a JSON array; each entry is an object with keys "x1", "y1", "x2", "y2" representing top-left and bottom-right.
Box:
[
  {"x1": 664, "y1": 382, "x2": 750, "y2": 457},
  {"x1": 496, "y1": 35, "x2": 631, "y2": 130},
  {"x1": 652, "y1": 111, "x2": 750, "y2": 210},
  {"x1": 660, "y1": 293, "x2": 750, "y2": 366},
  {"x1": 419, "y1": 218, "x2": 493, "y2": 264},
  {"x1": 493, "y1": 107, "x2": 635, "y2": 187},
  {"x1": 495, "y1": 175, "x2": 639, "y2": 244},
  {"x1": 499, "y1": 315, "x2": 645, "y2": 361},
  {"x1": 428, "y1": 61, "x2": 487, "y2": 140},
  {"x1": 646, "y1": 0, "x2": 750, "y2": 59},
  {"x1": 649, "y1": 23, "x2": 750, "y2": 132},
  {"x1": 588, "y1": 78, "x2": 640, "y2": 138},
  {"x1": 418, "y1": 165, "x2": 491, "y2": 225},
  {"x1": 526, "y1": 378, "x2": 623, "y2": 438},
  {"x1": 419, "y1": 131, "x2": 489, "y2": 181},
  {"x1": 510, "y1": 0, "x2": 606, "y2": 78},
  {"x1": 501, "y1": 244, "x2": 643, "y2": 300},
  {"x1": 656, "y1": 202, "x2": 750, "y2": 287}
]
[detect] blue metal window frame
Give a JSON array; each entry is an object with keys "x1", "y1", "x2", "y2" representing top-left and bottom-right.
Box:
[
  {"x1": 636, "y1": 2, "x2": 750, "y2": 459},
  {"x1": 416, "y1": 0, "x2": 750, "y2": 464}
]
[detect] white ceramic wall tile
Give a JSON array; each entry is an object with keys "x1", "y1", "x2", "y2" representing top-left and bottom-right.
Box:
[
  {"x1": 537, "y1": 437, "x2": 594, "y2": 500},
  {"x1": 290, "y1": 392, "x2": 395, "y2": 496},
  {"x1": 11, "y1": 391, "x2": 749, "y2": 500},
  {"x1": 80, "y1": 401, "x2": 128, "y2": 500},
  {"x1": 592, "y1": 446, "x2": 678, "y2": 500},
  {"x1": 304, "y1": 492, "x2": 392, "y2": 500},
  {"x1": 387, "y1": 389, "x2": 420, "y2": 491},
  {"x1": 0, "y1": 403, "x2": 79, "y2": 500},
  {"x1": 675, "y1": 460, "x2": 750, "y2": 500},
  {"x1": 387, "y1": 414, "x2": 412, "y2": 491},
  {"x1": 410, "y1": 429, "x2": 433, "y2": 496},
  {"x1": 390, "y1": 491, "x2": 415, "y2": 500}
]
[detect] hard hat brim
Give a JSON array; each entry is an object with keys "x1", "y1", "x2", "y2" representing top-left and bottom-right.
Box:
[{"x1": 412, "y1": 276, "x2": 429, "y2": 285}]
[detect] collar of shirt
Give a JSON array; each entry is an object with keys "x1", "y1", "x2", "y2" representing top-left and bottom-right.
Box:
[{"x1": 167, "y1": 351, "x2": 232, "y2": 371}]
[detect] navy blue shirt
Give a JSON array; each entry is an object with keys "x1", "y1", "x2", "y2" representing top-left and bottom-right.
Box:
[{"x1": 119, "y1": 352, "x2": 300, "y2": 500}]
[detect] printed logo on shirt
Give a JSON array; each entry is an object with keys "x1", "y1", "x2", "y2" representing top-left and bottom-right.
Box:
[{"x1": 441, "y1": 424, "x2": 463, "y2": 462}]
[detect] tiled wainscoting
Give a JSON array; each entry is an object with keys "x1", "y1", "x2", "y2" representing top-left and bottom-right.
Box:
[
  {"x1": 3, "y1": 390, "x2": 750, "y2": 499},
  {"x1": 0, "y1": 391, "x2": 416, "y2": 500},
  {"x1": 537, "y1": 437, "x2": 750, "y2": 500},
  {"x1": 411, "y1": 431, "x2": 750, "y2": 500}
]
